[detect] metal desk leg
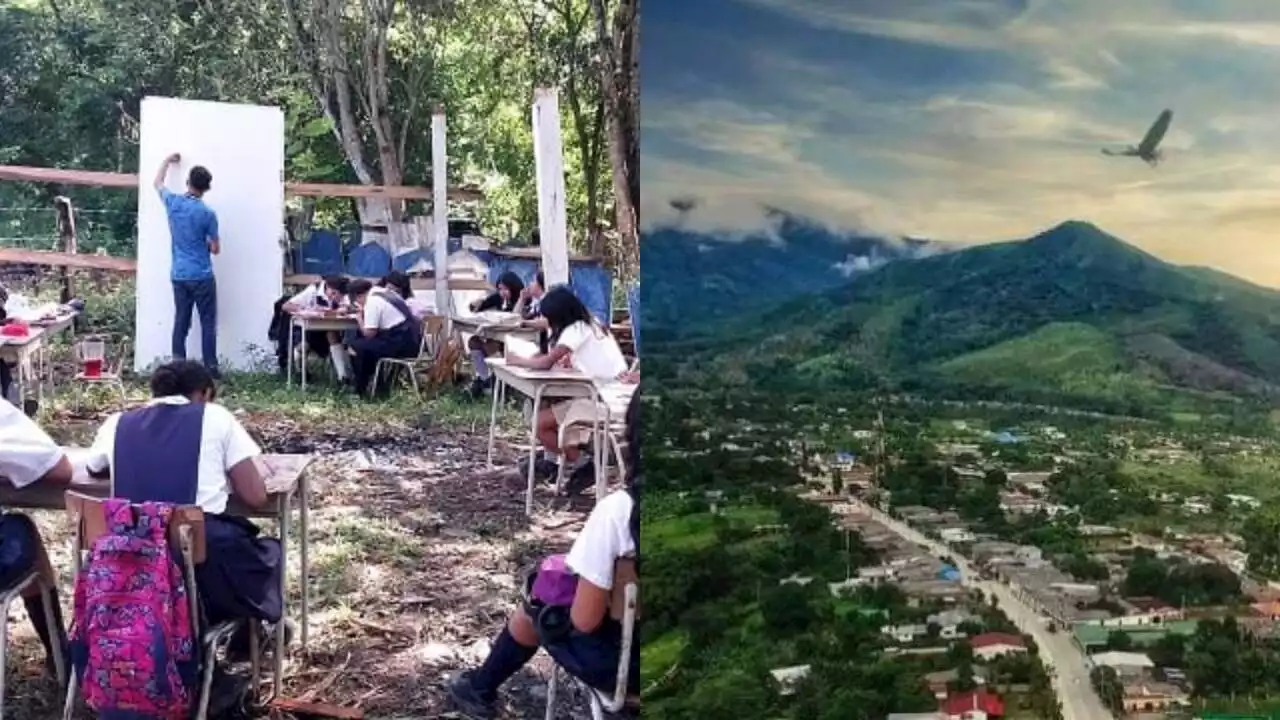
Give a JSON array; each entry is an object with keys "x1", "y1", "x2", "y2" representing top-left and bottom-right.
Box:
[
  {"x1": 526, "y1": 386, "x2": 545, "y2": 516},
  {"x1": 486, "y1": 377, "x2": 502, "y2": 470},
  {"x1": 300, "y1": 318, "x2": 309, "y2": 391},
  {"x1": 274, "y1": 491, "x2": 292, "y2": 698},
  {"x1": 286, "y1": 318, "x2": 295, "y2": 388},
  {"x1": 299, "y1": 474, "x2": 310, "y2": 649}
]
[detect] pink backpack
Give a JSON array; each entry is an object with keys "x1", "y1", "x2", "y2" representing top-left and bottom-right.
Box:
[{"x1": 69, "y1": 500, "x2": 197, "y2": 719}]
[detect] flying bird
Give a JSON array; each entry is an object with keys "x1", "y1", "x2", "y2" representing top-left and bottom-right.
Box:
[{"x1": 1102, "y1": 109, "x2": 1173, "y2": 167}]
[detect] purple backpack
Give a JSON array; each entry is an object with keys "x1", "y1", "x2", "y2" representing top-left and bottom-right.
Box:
[
  {"x1": 531, "y1": 554, "x2": 578, "y2": 607},
  {"x1": 69, "y1": 500, "x2": 197, "y2": 719}
]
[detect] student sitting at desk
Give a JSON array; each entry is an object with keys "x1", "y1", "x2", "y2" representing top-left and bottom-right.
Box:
[
  {"x1": 466, "y1": 271, "x2": 525, "y2": 398},
  {"x1": 449, "y1": 388, "x2": 641, "y2": 719},
  {"x1": 347, "y1": 277, "x2": 422, "y2": 396},
  {"x1": 275, "y1": 273, "x2": 353, "y2": 384},
  {"x1": 0, "y1": 398, "x2": 72, "y2": 678},
  {"x1": 83, "y1": 361, "x2": 284, "y2": 660},
  {"x1": 506, "y1": 287, "x2": 630, "y2": 491}
]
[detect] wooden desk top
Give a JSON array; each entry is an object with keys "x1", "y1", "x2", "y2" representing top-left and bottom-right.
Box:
[{"x1": 0, "y1": 452, "x2": 313, "y2": 517}]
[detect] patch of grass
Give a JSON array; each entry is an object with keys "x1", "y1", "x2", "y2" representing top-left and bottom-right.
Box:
[{"x1": 1123, "y1": 456, "x2": 1280, "y2": 503}]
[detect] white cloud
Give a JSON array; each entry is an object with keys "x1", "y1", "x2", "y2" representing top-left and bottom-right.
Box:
[{"x1": 645, "y1": 1, "x2": 1280, "y2": 285}]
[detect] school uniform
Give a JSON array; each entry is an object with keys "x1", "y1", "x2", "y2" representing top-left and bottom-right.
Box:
[
  {"x1": 350, "y1": 289, "x2": 421, "y2": 395},
  {"x1": 0, "y1": 399, "x2": 68, "y2": 666},
  {"x1": 85, "y1": 397, "x2": 283, "y2": 627},
  {"x1": 544, "y1": 489, "x2": 640, "y2": 693},
  {"x1": 552, "y1": 321, "x2": 630, "y2": 446},
  {"x1": 272, "y1": 282, "x2": 351, "y2": 380}
]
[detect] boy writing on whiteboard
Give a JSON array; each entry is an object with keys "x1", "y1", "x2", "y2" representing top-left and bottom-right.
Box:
[{"x1": 155, "y1": 153, "x2": 222, "y2": 377}]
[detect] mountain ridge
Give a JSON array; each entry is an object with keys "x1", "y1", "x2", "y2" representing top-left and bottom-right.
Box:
[{"x1": 651, "y1": 219, "x2": 1280, "y2": 415}]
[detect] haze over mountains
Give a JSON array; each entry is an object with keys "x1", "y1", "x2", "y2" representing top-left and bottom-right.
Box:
[{"x1": 645, "y1": 217, "x2": 1280, "y2": 411}]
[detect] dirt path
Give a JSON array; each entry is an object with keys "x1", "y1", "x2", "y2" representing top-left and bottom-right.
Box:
[{"x1": 7, "y1": 407, "x2": 601, "y2": 719}]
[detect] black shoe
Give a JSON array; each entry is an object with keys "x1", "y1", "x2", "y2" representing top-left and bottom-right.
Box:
[
  {"x1": 564, "y1": 460, "x2": 597, "y2": 496},
  {"x1": 206, "y1": 665, "x2": 251, "y2": 718},
  {"x1": 447, "y1": 672, "x2": 496, "y2": 720},
  {"x1": 519, "y1": 455, "x2": 559, "y2": 481},
  {"x1": 22, "y1": 399, "x2": 38, "y2": 417}
]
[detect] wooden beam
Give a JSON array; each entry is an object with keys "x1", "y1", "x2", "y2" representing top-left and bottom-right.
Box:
[
  {"x1": 284, "y1": 273, "x2": 491, "y2": 291},
  {"x1": 532, "y1": 88, "x2": 570, "y2": 287},
  {"x1": 0, "y1": 165, "x2": 483, "y2": 201},
  {"x1": 0, "y1": 247, "x2": 137, "y2": 273}
]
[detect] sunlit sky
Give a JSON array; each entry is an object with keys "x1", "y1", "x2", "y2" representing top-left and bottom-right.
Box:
[{"x1": 643, "y1": 0, "x2": 1280, "y2": 287}]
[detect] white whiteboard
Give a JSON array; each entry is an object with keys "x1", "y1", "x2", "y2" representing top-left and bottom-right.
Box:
[{"x1": 135, "y1": 97, "x2": 284, "y2": 372}]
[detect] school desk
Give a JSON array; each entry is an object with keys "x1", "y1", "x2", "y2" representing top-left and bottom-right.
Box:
[
  {"x1": 485, "y1": 358, "x2": 603, "y2": 516},
  {"x1": 0, "y1": 311, "x2": 79, "y2": 406},
  {"x1": 0, "y1": 449, "x2": 315, "y2": 698},
  {"x1": 286, "y1": 310, "x2": 361, "y2": 391}
]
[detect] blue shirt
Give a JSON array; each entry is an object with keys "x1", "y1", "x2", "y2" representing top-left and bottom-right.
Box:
[{"x1": 159, "y1": 188, "x2": 219, "y2": 281}]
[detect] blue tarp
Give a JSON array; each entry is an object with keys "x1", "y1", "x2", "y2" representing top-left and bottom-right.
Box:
[
  {"x1": 296, "y1": 230, "x2": 344, "y2": 275},
  {"x1": 484, "y1": 255, "x2": 613, "y2": 325},
  {"x1": 627, "y1": 284, "x2": 640, "y2": 357},
  {"x1": 938, "y1": 566, "x2": 961, "y2": 581},
  {"x1": 346, "y1": 243, "x2": 392, "y2": 277}
]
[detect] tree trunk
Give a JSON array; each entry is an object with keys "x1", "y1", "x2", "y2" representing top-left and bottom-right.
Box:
[{"x1": 592, "y1": 0, "x2": 639, "y2": 273}]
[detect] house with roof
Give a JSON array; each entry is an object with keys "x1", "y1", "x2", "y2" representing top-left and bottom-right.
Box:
[
  {"x1": 928, "y1": 608, "x2": 979, "y2": 638},
  {"x1": 769, "y1": 665, "x2": 810, "y2": 696},
  {"x1": 924, "y1": 667, "x2": 987, "y2": 699},
  {"x1": 1121, "y1": 681, "x2": 1189, "y2": 714},
  {"x1": 1088, "y1": 651, "x2": 1156, "y2": 679},
  {"x1": 942, "y1": 689, "x2": 1005, "y2": 719},
  {"x1": 882, "y1": 623, "x2": 930, "y2": 645},
  {"x1": 969, "y1": 632, "x2": 1027, "y2": 661}
]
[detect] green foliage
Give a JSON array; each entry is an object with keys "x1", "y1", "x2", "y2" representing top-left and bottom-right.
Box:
[
  {"x1": 0, "y1": 0, "x2": 614, "y2": 256},
  {"x1": 654, "y1": 220, "x2": 1280, "y2": 425},
  {"x1": 1123, "y1": 548, "x2": 1241, "y2": 607}
]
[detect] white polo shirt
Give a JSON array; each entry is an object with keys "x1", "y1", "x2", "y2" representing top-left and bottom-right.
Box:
[
  {"x1": 565, "y1": 490, "x2": 635, "y2": 590},
  {"x1": 362, "y1": 288, "x2": 411, "y2": 331},
  {"x1": 0, "y1": 399, "x2": 65, "y2": 488},
  {"x1": 556, "y1": 321, "x2": 628, "y2": 389},
  {"x1": 85, "y1": 396, "x2": 262, "y2": 514},
  {"x1": 288, "y1": 282, "x2": 348, "y2": 310}
]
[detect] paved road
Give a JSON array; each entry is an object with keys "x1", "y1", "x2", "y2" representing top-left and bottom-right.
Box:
[{"x1": 853, "y1": 501, "x2": 1112, "y2": 720}]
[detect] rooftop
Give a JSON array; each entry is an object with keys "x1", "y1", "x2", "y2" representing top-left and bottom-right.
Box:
[
  {"x1": 1089, "y1": 651, "x2": 1155, "y2": 669},
  {"x1": 970, "y1": 632, "x2": 1026, "y2": 650}
]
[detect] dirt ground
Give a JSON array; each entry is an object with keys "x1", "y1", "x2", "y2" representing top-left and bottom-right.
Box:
[{"x1": 5, "y1": 382, "x2": 605, "y2": 719}]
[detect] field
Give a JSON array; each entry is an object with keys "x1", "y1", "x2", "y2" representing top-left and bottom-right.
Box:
[{"x1": 4, "y1": 278, "x2": 606, "y2": 718}]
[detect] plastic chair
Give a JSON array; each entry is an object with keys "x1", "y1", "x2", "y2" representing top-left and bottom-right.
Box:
[
  {"x1": 71, "y1": 336, "x2": 128, "y2": 411},
  {"x1": 544, "y1": 559, "x2": 639, "y2": 720},
  {"x1": 372, "y1": 315, "x2": 449, "y2": 397},
  {"x1": 0, "y1": 530, "x2": 66, "y2": 717},
  {"x1": 61, "y1": 492, "x2": 261, "y2": 720}
]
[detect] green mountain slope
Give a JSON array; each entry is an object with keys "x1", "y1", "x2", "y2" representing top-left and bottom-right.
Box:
[{"x1": 682, "y1": 220, "x2": 1280, "y2": 413}]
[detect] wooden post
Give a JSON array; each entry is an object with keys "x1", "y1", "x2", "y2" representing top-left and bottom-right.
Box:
[
  {"x1": 53, "y1": 197, "x2": 77, "y2": 303},
  {"x1": 532, "y1": 88, "x2": 570, "y2": 288},
  {"x1": 431, "y1": 106, "x2": 450, "y2": 324}
]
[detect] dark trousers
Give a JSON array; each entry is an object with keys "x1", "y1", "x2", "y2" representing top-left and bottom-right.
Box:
[
  {"x1": 196, "y1": 515, "x2": 283, "y2": 626},
  {"x1": 350, "y1": 331, "x2": 416, "y2": 395},
  {"x1": 0, "y1": 361, "x2": 10, "y2": 401},
  {"x1": 276, "y1": 329, "x2": 334, "y2": 372},
  {"x1": 173, "y1": 278, "x2": 218, "y2": 370},
  {"x1": 542, "y1": 619, "x2": 639, "y2": 696}
]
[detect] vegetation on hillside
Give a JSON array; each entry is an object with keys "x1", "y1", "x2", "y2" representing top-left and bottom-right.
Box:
[{"x1": 652, "y1": 220, "x2": 1280, "y2": 422}]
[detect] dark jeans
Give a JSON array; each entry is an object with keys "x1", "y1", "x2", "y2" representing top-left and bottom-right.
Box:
[{"x1": 173, "y1": 278, "x2": 218, "y2": 370}]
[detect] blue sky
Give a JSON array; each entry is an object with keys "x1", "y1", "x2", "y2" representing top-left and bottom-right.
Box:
[{"x1": 642, "y1": 0, "x2": 1280, "y2": 286}]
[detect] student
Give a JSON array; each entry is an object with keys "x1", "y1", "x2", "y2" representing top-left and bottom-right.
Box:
[
  {"x1": 449, "y1": 388, "x2": 641, "y2": 719},
  {"x1": 275, "y1": 274, "x2": 353, "y2": 383},
  {"x1": 155, "y1": 153, "x2": 222, "y2": 377},
  {"x1": 506, "y1": 287, "x2": 629, "y2": 488},
  {"x1": 84, "y1": 362, "x2": 282, "y2": 653},
  {"x1": 465, "y1": 272, "x2": 525, "y2": 397},
  {"x1": 348, "y1": 277, "x2": 422, "y2": 396},
  {"x1": 0, "y1": 398, "x2": 75, "y2": 678},
  {"x1": 513, "y1": 271, "x2": 546, "y2": 322}
]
